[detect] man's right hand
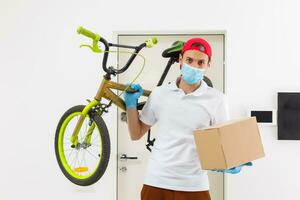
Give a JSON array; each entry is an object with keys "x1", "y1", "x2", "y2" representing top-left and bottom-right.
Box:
[{"x1": 123, "y1": 83, "x2": 144, "y2": 109}]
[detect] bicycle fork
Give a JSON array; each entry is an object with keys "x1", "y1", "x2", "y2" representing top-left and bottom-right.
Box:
[{"x1": 70, "y1": 99, "x2": 101, "y2": 147}]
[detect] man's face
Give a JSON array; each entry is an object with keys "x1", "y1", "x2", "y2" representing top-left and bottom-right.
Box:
[{"x1": 179, "y1": 50, "x2": 210, "y2": 70}]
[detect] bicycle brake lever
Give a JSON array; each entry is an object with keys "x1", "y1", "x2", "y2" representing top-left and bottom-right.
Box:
[{"x1": 79, "y1": 44, "x2": 101, "y2": 53}]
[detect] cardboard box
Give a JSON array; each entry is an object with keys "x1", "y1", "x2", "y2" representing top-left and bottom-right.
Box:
[{"x1": 193, "y1": 117, "x2": 265, "y2": 170}]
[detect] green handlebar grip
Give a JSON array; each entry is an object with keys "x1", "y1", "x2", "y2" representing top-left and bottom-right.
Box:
[
  {"x1": 77, "y1": 26, "x2": 100, "y2": 40},
  {"x1": 145, "y1": 37, "x2": 158, "y2": 48}
]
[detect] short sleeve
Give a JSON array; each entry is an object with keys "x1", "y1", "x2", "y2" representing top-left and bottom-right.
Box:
[
  {"x1": 139, "y1": 89, "x2": 158, "y2": 126},
  {"x1": 211, "y1": 95, "x2": 230, "y2": 125}
]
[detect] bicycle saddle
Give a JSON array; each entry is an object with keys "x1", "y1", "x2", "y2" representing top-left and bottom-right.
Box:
[{"x1": 162, "y1": 40, "x2": 184, "y2": 62}]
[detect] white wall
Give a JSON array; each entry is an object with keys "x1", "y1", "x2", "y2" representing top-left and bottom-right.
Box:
[{"x1": 1, "y1": 0, "x2": 300, "y2": 200}]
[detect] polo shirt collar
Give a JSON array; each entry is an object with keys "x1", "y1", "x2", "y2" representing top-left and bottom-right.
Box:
[{"x1": 168, "y1": 76, "x2": 208, "y2": 96}]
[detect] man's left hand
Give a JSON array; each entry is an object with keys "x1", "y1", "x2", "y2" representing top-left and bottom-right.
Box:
[{"x1": 210, "y1": 162, "x2": 253, "y2": 174}]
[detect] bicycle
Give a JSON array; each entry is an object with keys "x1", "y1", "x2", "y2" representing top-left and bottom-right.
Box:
[{"x1": 55, "y1": 26, "x2": 214, "y2": 186}]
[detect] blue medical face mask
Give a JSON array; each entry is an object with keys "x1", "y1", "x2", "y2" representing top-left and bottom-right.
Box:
[{"x1": 181, "y1": 63, "x2": 206, "y2": 85}]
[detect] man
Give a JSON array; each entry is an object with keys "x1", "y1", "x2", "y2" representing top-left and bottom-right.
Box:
[{"x1": 124, "y1": 38, "x2": 252, "y2": 200}]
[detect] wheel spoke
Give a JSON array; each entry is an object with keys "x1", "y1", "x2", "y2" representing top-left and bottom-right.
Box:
[
  {"x1": 64, "y1": 148, "x2": 73, "y2": 151},
  {"x1": 91, "y1": 131, "x2": 99, "y2": 143},
  {"x1": 90, "y1": 143, "x2": 100, "y2": 147},
  {"x1": 82, "y1": 150, "x2": 88, "y2": 176},
  {"x1": 67, "y1": 148, "x2": 74, "y2": 161},
  {"x1": 70, "y1": 150, "x2": 79, "y2": 169},
  {"x1": 84, "y1": 149, "x2": 99, "y2": 160}
]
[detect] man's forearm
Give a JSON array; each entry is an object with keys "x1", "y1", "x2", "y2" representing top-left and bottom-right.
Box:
[{"x1": 126, "y1": 108, "x2": 141, "y2": 140}]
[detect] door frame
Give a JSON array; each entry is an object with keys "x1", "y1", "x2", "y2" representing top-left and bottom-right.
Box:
[{"x1": 113, "y1": 30, "x2": 227, "y2": 200}]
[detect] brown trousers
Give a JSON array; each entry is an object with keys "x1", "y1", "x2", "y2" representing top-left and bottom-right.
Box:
[{"x1": 141, "y1": 184, "x2": 211, "y2": 200}]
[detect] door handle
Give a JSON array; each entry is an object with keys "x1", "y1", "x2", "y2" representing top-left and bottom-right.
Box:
[{"x1": 119, "y1": 153, "x2": 138, "y2": 160}]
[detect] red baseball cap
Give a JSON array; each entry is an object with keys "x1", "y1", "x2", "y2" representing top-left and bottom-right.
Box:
[{"x1": 181, "y1": 38, "x2": 212, "y2": 61}]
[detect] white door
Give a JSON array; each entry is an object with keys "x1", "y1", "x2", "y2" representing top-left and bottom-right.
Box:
[{"x1": 117, "y1": 33, "x2": 225, "y2": 200}]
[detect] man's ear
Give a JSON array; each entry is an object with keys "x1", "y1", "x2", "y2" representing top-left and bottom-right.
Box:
[
  {"x1": 207, "y1": 61, "x2": 211, "y2": 68},
  {"x1": 179, "y1": 54, "x2": 183, "y2": 69},
  {"x1": 179, "y1": 53, "x2": 184, "y2": 61}
]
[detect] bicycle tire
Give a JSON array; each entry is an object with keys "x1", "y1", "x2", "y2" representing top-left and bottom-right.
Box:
[{"x1": 55, "y1": 105, "x2": 110, "y2": 186}]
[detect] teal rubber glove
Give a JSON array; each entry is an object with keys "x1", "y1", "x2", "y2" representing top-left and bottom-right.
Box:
[
  {"x1": 210, "y1": 162, "x2": 253, "y2": 174},
  {"x1": 123, "y1": 83, "x2": 144, "y2": 109}
]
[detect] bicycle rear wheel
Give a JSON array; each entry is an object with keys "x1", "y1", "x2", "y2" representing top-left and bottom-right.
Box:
[{"x1": 55, "y1": 105, "x2": 110, "y2": 186}]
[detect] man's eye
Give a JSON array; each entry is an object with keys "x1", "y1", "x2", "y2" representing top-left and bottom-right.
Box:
[
  {"x1": 186, "y1": 58, "x2": 192, "y2": 63},
  {"x1": 198, "y1": 60, "x2": 205, "y2": 65}
]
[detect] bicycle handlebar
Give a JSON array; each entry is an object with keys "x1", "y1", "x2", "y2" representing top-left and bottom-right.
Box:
[
  {"x1": 77, "y1": 26, "x2": 101, "y2": 41},
  {"x1": 145, "y1": 37, "x2": 158, "y2": 48},
  {"x1": 77, "y1": 26, "x2": 158, "y2": 76}
]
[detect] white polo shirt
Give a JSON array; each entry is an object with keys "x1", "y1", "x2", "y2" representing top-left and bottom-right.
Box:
[{"x1": 138, "y1": 76, "x2": 230, "y2": 191}]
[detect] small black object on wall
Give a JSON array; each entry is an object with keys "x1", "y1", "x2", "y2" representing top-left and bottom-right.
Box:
[
  {"x1": 278, "y1": 92, "x2": 300, "y2": 140},
  {"x1": 251, "y1": 111, "x2": 273, "y2": 123}
]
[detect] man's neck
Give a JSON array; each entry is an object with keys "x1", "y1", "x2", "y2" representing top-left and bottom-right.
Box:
[{"x1": 176, "y1": 76, "x2": 201, "y2": 94}]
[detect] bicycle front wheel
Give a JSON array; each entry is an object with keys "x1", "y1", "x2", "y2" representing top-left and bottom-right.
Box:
[{"x1": 55, "y1": 105, "x2": 110, "y2": 186}]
